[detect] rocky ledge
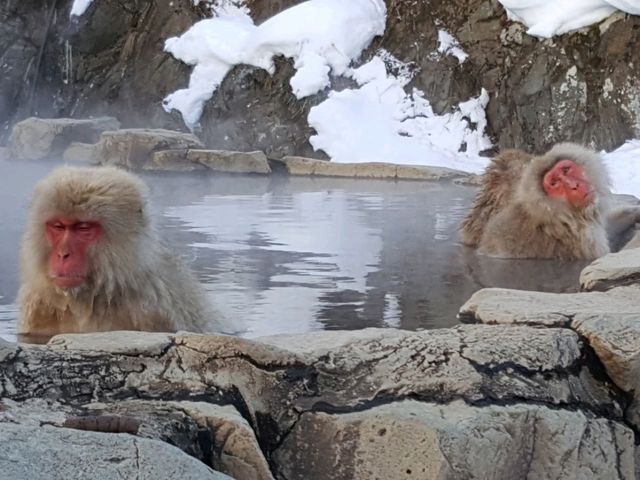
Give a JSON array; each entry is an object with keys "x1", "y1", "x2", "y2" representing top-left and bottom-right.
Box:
[
  {"x1": 5, "y1": 117, "x2": 476, "y2": 182},
  {"x1": 2, "y1": 247, "x2": 640, "y2": 479}
]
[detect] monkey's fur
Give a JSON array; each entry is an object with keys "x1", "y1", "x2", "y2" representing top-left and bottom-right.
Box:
[
  {"x1": 460, "y1": 143, "x2": 612, "y2": 260},
  {"x1": 18, "y1": 166, "x2": 219, "y2": 336}
]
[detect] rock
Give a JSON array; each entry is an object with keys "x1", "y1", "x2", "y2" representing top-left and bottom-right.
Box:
[
  {"x1": 9, "y1": 117, "x2": 120, "y2": 161},
  {"x1": 580, "y1": 248, "x2": 640, "y2": 291},
  {"x1": 264, "y1": 326, "x2": 621, "y2": 415},
  {"x1": 0, "y1": 397, "x2": 268, "y2": 479},
  {"x1": 572, "y1": 315, "x2": 640, "y2": 396},
  {"x1": 459, "y1": 285, "x2": 640, "y2": 328},
  {"x1": 279, "y1": 156, "x2": 469, "y2": 180},
  {"x1": 395, "y1": 164, "x2": 469, "y2": 181},
  {"x1": 274, "y1": 400, "x2": 635, "y2": 480},
  {"x1": 144, "y1": 149, "x2": 207, "y2": 171},
  {"x1": 96, "y1": 129, "x2": 204, "y2": 170},
  {"x1": 453, "y1": 173, "x2": 483, "y2": 186},
  {"x1": 172, "y1": 402, "x2": 274, "y2": 480},
  {"x1": 62, "y1": 142, "x2": 99, "y2": 165},
  {"x1": 0, "y1": 422, "x2": 232, "y2": 480},
  {"x1": 0, "y1": 337, "x2": 18, "y2": 362},
  {"x1": 186, "y1": 150, "x2": 271, "y2": 174},
  {"x1": 48, "y1": 331, "x2": 175, "y2": 356},
  {"x1": 0, "y1": 327, "x2": 636, "y2": 477}
]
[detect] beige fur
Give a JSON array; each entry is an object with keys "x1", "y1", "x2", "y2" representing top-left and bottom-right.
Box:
[
  {"x1": 460, "y1": 143, "x2": 611, "y2": 260},
  {"x1": 18, "y1": 165, "x2": 221, "y2": 336}
]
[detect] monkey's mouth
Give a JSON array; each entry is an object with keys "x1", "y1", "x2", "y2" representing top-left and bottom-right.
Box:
[{"x1": 51, "y1": 275, "x2": 86, "y2": 289}]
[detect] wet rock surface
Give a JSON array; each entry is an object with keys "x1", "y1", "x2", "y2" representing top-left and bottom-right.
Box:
[{"x1": 2, "y1": 1, "x2": 639, "y2": 154}]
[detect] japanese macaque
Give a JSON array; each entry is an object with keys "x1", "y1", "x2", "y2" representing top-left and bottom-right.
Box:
[
  {"x1": 459, "y1": 143, "x2": 640, "y2": 260},
  {"x1": 18, "y1": 166, "x2": 222, "y2": 337}
]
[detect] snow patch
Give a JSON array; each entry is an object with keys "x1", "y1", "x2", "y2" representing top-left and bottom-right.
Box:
[
  {"x1": 499, "y1": 0, "x2": 640, "y2": 38},
  {"x1": 603, "y1": 139, "x2": 640, "y2": 198},
  {"x1": 437, "y1": 30, "x2": 468, "y2": 63},
  {"x1": 70, "y1": 0, "x2": 94, "y2": 17},
  {"x1": 308, "y1": 52, "x2": 492, "y2": 172},
  {"x1": 164, "y1": 0, "x2": 386, "y2": 130}
]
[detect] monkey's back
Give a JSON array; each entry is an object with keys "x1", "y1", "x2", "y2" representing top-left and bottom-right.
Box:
[{"x1": 459, "y1": 150, "x2": 533, "y2": 247}]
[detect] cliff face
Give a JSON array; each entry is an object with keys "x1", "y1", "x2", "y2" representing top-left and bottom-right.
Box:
[{"x1": 1, "y1": 0, "x2": 639, "y2": 155}]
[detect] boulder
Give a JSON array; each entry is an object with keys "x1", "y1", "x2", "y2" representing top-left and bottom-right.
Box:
[
  {"x1": 0, "y1": 327, "x2": 635, "y2": 478},
  {"x1": 186, "y1": 150, "x2": 271, "y2": 174},
  {"x1": 279, "y1": 156, "x2": 470, "y2": 180},
  {"x1": 459, "y1": 285, "x2": 640, "y2": 327},
  {"x1": 62, "y1": 142, "x2": 100, "y2": 165},
  {"x1": 144, "y1": 149, "x2": 207, "y2": 171},
  {"x1": 9, "y1": 117, "x2": 120, "y2": 161},
  {"x1": 274, "y1": 400, "x2": 635, "y2": 480},
  {"x1": 0, "y1": 422, "x2": 232, "y2": 480},
  {"x1": 96, "y1": 129, "x2": 203, "y2": 170},
  {"x1": 580, "y1": 248, "x2": 640, "y2": 291}
]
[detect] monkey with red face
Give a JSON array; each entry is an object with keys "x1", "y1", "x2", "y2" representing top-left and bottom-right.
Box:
[
  {"x1": 460, "y1": 143, "x2": 639, "y2": 260},
  {"x1": 18, "y1": 165, "x2": 222, "y2": 338}
]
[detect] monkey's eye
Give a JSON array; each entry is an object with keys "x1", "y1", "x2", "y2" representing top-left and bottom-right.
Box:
[
  {"x1": 52, "y1": 223, "x2": 65, "y2": 231},
  {"x1": 75, "y1": 222, "x2": 93, "y2": 231},
  {"x1": 562, "y1": 166, "x2": 571, "y2": 174},
  {"x1": 549, "y1": 178, "x2": 559, "y2": 187}
]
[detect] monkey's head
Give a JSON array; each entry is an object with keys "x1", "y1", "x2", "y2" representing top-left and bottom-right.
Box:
[
  {"x1": 517, "y1": 143, "x2": 610, "y2": 216},
  {"x1": 25, "y1": 166, "x2": 151, "y2": 292}
]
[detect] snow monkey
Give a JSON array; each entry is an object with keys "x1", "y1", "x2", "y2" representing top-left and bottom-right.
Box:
[
  {"x1": 459, "y1": 143, "x2": 640, "y2": 260},
  {"x1": 18, "y1": 165, "x2": 222, "y2": 337}
]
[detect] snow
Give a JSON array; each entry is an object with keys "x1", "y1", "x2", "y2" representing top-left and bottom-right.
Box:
[
  {"x1": 437, "y1": 30, "x2": 468, "y2": 64},
  {"x1": 70, "y1": 0, "x2": 94, "y2": 17},
  {"x1": 163, "y1": 0, "x2": 386, "y2": 130},
  {"x1": 308, "y1": 53, "x2": 492, "y2": 172},
  {"x1": 499, "y1": 0, "x2": 640, "y2": 38},
  {"x1": 603, "y1": 139, "x2": 640, "y2": 198}
]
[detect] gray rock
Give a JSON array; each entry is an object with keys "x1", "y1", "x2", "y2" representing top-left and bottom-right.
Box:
[
  {"x1": 96, "y1": 129, "x2": 204, "y2": 170},
  {"x1": 279, "y1": 156, "x2": 469, "y2": 180},
  {"x1": 580, "y1": 248, "x2": 640, "y2": 291},
  {"x1": 275, "y1": 400, "x2": 635, "y2": 480},
  {"x1": 48, "y1": 331, "x2": 175, "y2": 357},
  {"x1": 0, "y1": 422, "x2": 232, "y2": 480},
  {"x1": 0, "y1": 397, "x2": 268, "y2": 479},
  {"x1": 459, "y1": 285, "x2": 640, "y2": 327},
  {"x1": 0, "y1": 337, "x2": 18, "y2": 362},
  {"x1": 187, "y1": 149, "x2": 271, "y2": 174},
  {"x1": 0, "y1": 327, "x2": 635, "y2": 478},
  {"x1": 572, "y1": 314, "x2": 640, "y2": 396},
  {"x1": 144, "y1": 149, "x2": 207, "y2": 171},
  {"x1": 9, "y1": 117, "x2": 120, "y2": 161},
  {"x1": 171, "y1": 402, "x2": 274, "y2": 480},
  {"x1": 267, "y1": 326, "x2": 621, "y2": 415},
  {"x1": 62, "y1": 142, "x2": 100, "y2": 165},
  {"x1": 0, "y1": 146, "x2": 10, "y2": 161}
]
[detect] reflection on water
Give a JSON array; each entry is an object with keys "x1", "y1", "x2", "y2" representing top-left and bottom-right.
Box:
[{"x1": 0, "y1": 159, "x2": 586, "y2": 342}]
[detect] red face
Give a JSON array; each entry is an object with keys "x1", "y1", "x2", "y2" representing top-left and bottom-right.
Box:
[
  {"x1": 542, "y1": 159, "x2": 594, "y2": 209},
  {"x1": 45, "y1": 217, "x2": 102, "y2": 289}
]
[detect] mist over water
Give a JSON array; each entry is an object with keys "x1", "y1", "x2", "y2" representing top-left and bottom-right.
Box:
[{"x1": 0, "y1": 158, "x2": 587, "y2": 342}]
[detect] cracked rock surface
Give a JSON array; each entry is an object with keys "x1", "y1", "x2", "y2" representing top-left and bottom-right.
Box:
[{"x1": 0, "y1": 321, "x2": 635, "y2": 479}]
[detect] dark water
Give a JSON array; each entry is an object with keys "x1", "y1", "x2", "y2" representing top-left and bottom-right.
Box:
[{"x1": 0, "y1": 158, "x2": 587, "y2": 341}]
